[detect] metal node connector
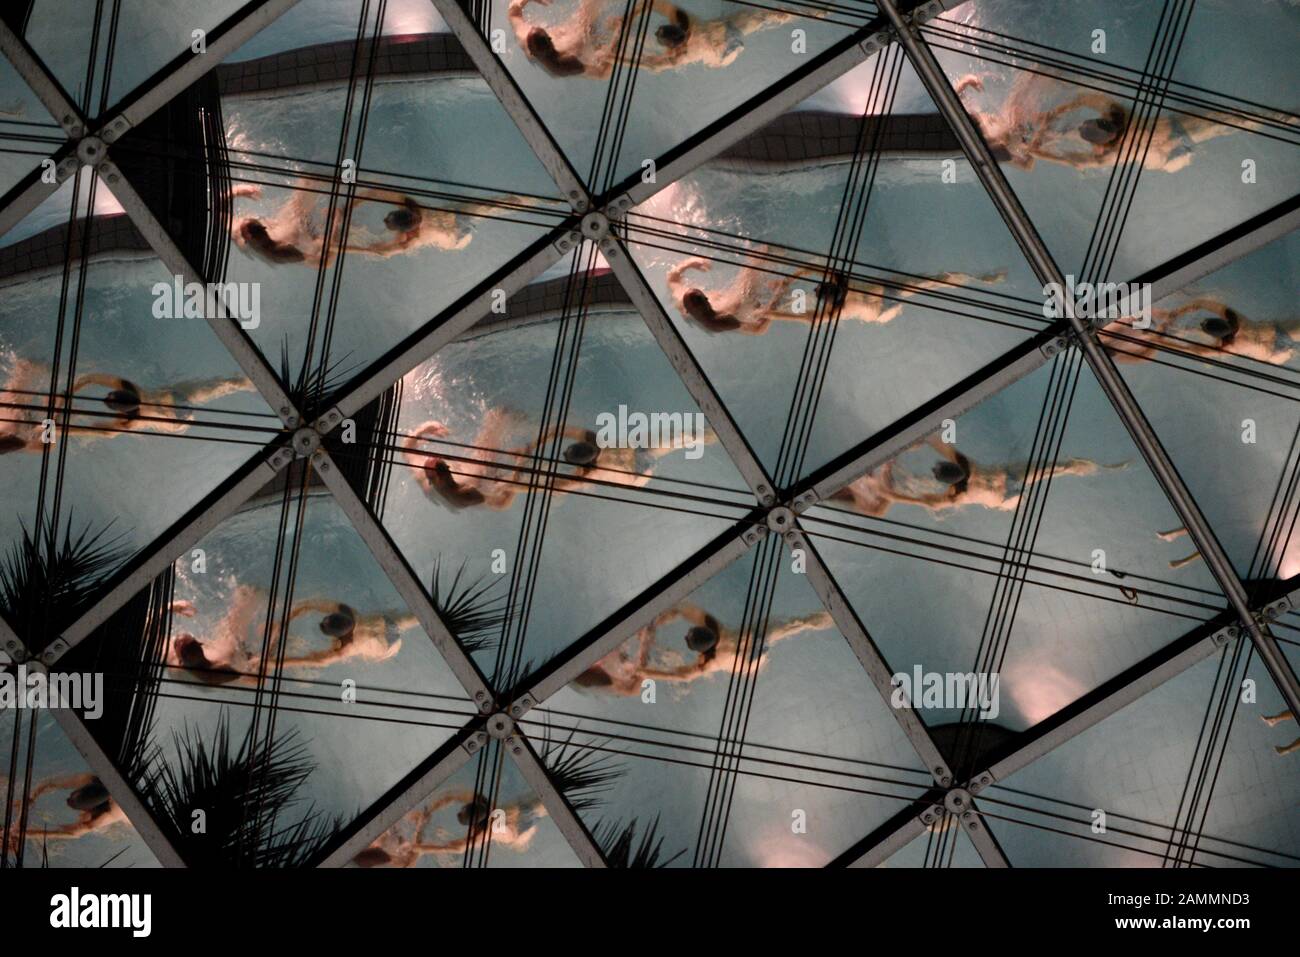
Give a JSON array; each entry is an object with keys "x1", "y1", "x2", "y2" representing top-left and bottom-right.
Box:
[
  {"x1": 76, "y1": 136, "x2": 107, "y2": 168},
  {"x1": 486, "y1": 712, "x2": 516, "y2": 739}
]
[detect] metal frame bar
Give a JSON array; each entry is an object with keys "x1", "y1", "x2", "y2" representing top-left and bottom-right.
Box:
[
  {"x1": 108, "y1": 0, "x2": 304, "y2": 130},
  {"x1": 0, "y1": 619, "x2": 187, "y2": 867},
  {"x1": 0, "y1": 18, "x2": 85, "y2": 135},
  {"x1": 0, "y1": 0, "x2": 1295, "y2": 870},
  {"x1": 792, "y1": 528, "x2": 954, "y2": 782},
  {"x1": 57, "y1": 449, "x2": 293, "y2": 654},
  {"x1": 959, "y1": 800, "x2": 1009, "y2": 867},
  {"x1": 506, "y1": 732, "x2": 607, "y2": 867},
  {"x1": 312, "y1": 448, "x2": 496, "y2": 707},
  {"x1": 102, "y1": 166, "x2": 300, "y2": 420},
  {"x1": 425, "y1": 0, "x2": 589, "y2": 207},
  {"x1": 604, "y1": 241, "x2": 777, "y2": 501},
  {"x1": 878, "y1": 0, "x2": 1300, "y2": 722},
  {"x1": 316, "y1": 729, "x2": 483, "y2": 867}
]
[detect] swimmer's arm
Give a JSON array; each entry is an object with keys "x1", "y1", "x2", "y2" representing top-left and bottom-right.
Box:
[
  {"x1": 409, "y1": 420, "x2": 451, "y2": 443},
  {"x1": 287, "y1": 598, "x2": 344, "y2": 620},
  {"x1": 70, "y1": 373, "x2": 129, "y2": 394},
  {"x1": 508, "y1": 0, "x2": 541, "y2": 45},
  {"x1": 665, "y1": 257, "x2": 712, "y2": 292},
  {"x1": 174, "y1": 376, "x2": 256, "y2": 405},
  {"x1": 767, "y1": 610, "x2": 834, "y2": 644}
]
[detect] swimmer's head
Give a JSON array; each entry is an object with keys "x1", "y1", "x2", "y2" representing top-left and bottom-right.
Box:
[
  {"x1": 384, "y1": 203, "x2": 421, "y2": 233},
  {"x1": 656, "y1": 22, "x2": 688, "y2": 47},
  {"x1": 989, "y1": 143, "x2": 1014, "y2": 163},
  {"x1": 104, "y1": 384, "x2": 142, "y2": 418},
  {"x1": 67, "y1": 777, "x2": 111, "y2": 813},
  {"x1": 817, "y1": 273, "x2": 849, "y2": 308},
  {"x1": 1201, "y1": 308, "x2": 1240, "y2": 344},
  {"x1": 933, "y1": 459, "x2": 968, "y2": 486},
  {"x1": 352, "y1": 847, "x2": 393, "y2": 867},
  {"x1": 563, "y1": 431, "x2": 601, "y2": 467},
  {"x1": 526, "y1": 28, "x2": 586, "y2": 76},
  {"x1": 174, "y1": 634, "x2": 209, "y2": 669},
  {"x1": 458, "y1": 794, "x2": 491, "y2": 830},
  {"x1": 682, "y1": 288, "x2": 714, "y2": 320},
  {"x1": 685, "y1": 624, "x2": 719, "y2": 654},
  {"x1": 1079, "y1": 109, "x2": 1125, "y2": 147},
  {"x1": 0, "y1": 433, "x2": 26, "y2": 455},
  {"x1": 320, "y1": 604, "x2": 357, "y2": 640},
  {"x1": 239, "y1": 219, "x2": 271, "y2": 243}
]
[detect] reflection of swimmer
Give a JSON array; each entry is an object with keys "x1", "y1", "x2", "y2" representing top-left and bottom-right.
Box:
[
  {"x1": 1155, "y1": 526, "x2": 1200, "y2": 571},
  {"x1": 1150, "y1": 298, "x2": 1300, "y2": 366},
  {"x1": 666, "y1": 254, "x2": 810, "y2": 335},
  {"x1": 576, "y1": 603, "x2": 833, "y2": 694},
  {"x1": 633, "y1": 3, "x2": 800, "y2": 72},
  {"x1": 70, "y1": 373, "x2": 255, "y2": 435},
  {"x1": 278, "y1": 599, "x2": 415, "y2": 669},
  {"x1": 355, "y1": 789, "x2": 544, "y2": 864},
  {"x1": 1262, "y1": 710, "x2": 1300, "y2": 757},
  {"x1": 5, "y1": 774, "x2": 127, "y2": 854},
  {"x1": 0, "y1": 358, "x2": 70, "y2": 454},
  {"x1": 835, "y1": 435, "x2": 1127, "y2": 516},
  {"x1": 233, "y1": 181, "x2": 340, "y2": 265},
  {"x1": 342, "y1": 188, "x2": 547, "y2": 257},
  {"x1": 165, "y1": 585, "x2": 264, "y2": 686},
  {"x1": 508, "y1": 0, "x2": 634, "y2": 78},
  {"x1": 401, "y1": 410, "x2": 529, "y2": 510},
  {"x1": 774, "y1": 266, "x2": 1007, "y2": 325},
  {"x1": 519, "y1": 423, "x2": 715, "y2": 495},
  {"x1": 828, "y1": 461, "x2": 936, "y2": 518},
  {"x1": 955, "y1": 73, "x2": 1251, "y2": 173}
]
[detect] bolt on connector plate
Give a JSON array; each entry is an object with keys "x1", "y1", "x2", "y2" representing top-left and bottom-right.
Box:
[
  {"x1": 486, "y1": 712, "x2": 516, "y2": 740},
  {"x1": 76, "y1": 136, "x2": 107, "y2": 168}
]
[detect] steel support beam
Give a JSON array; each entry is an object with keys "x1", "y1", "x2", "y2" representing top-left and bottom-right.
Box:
[
  {"x1": 791, "y1": 527, "x2": 953, "y2": 784},
  {"x1": 0, "y1": 18, "x2": 84, "y2": 135},
  {"x1": 959, "y1": 798, "x2": 1009, "y2": 867},
  {"x1": 312, "y1": 447, "x2": 496, "y2": 708},
  {"x1": 103, "y1": 162, "x2": 300, "y2": 421},
  {"x1": 426, "y1": 0, "x2": 589, "y2": 207},
  {"x1": 983, "y1": 623, "x2": 1233, "y2": 785},
  {"x1": 56, "y1": 449, "x2": 293, "y2": 658},
  {"x1": 506, "y1": 729, "x2": 607, "y2": 867},
  {"x1": 604, "y1": 237, "x2": 777, "y2": 502},
  {"x1": 879, "y1": 0, "x2": 1300, "y2": 721},
  {"x1": 317, "y1": 729, "x2": 483, "y2": 867},
  {"x1": 0, "y1": 621, "x2": 188, "y2": 867}
]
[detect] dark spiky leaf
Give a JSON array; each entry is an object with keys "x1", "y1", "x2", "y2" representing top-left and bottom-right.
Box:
[
  {"x1": 593, "y1": 816, "x2": 684, "y2": 869},
  {"x1": 134, "y1": 710, "x2": 341, "y2": 868},
  {"x1": 539, "y1": 724, "x2": 624, "y2": 813},
  {"x1": 430, "y1": 556, "x2": 509, "y2": 653},
  {"x1": 0, "y1": 513, "x2": 130, "y2": 643}
]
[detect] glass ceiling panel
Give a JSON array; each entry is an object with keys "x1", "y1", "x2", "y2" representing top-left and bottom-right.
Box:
[
  {"x1": 77, "y1": 483, "x2": 475, "y2": 865},
  {"x1": 807, "y1": 355, "x2": 1226, "y2": 737},
  {"x1": 0, "y1": 50, "x2": 59, "y2": 199},
  {"x1": 875, "y1": 818, "x2": 985, "y2": 868},
  {"x1": 376, "y1": 282, "x2": 752, "y2": 685},
  {"x1": 0, "y1": 182, "x2": 279, "y2": 640},
  {"x1": 986, "y1": 641, "x2": 1298, "y2": 868},
  {"x1": 623, "y1": 50, "x2": 1043, "y2": 486},
  {"x1": 1, "y1": 700, "x2": 161, "y2": 867},
  {"x1": 530, "y1": 539, "x2": 931, "y2": 867},
  {"x1": 488, "y1": 0, "x2": 869, "y2": 193},
  {"x1": 351, "y1": 742, "x2": 582, "y2": 867},
  {"x1": 1110, "y1": 230, "x2": 1300, "y2": 583},
  {"x1": 928, "y1": 0, "x2": 1300, "y2": 282},
  {"x1": 152, "y1": 11, "x2": 572, "y2": 396},
  {"x1": 19, "y1": 0, "x2": 256, "y2": 121}
]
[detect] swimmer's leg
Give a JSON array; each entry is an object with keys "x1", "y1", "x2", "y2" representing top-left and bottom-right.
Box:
[
  {"x1": 1169, "y1": 552, "x2": 1202, "y2": 570},
  {"x1": 1262, "y1": 710, "x2": 1296, "y2": 727},
  {"x1": 1277, "y1": 737, "x2": 1300, "y2": 757},
  {"x1": 1158, "y1": 527, "x2": 1188, "y2": 542}
]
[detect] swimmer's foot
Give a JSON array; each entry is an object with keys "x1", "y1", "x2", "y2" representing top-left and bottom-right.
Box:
[
  {"x1": 1275, "y1": 739, "x2": 1300, "y2": 757},
  {"x1": 1262, "y1": 711, "x2": 1294, "y2": 728},
  {"x1": 1169, "y1": 552, "x2": 1202, "y2": 570},
  {"x1": 1157, "y1": 527, "x2": 1188, "y2": 542}
]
